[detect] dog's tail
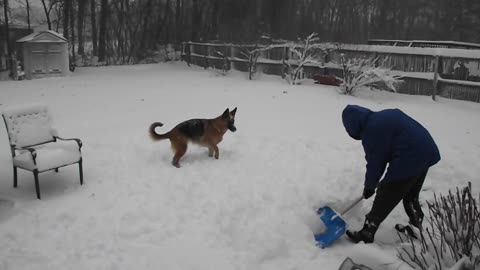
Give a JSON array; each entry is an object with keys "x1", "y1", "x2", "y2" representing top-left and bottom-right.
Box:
[{"x1": 149, "y1": 122, "x2": 170, "y2": 141}]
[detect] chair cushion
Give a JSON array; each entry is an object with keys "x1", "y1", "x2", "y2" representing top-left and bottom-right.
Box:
[{"x1": 13, "y1": 141, "x2": 81, "y2": 172}]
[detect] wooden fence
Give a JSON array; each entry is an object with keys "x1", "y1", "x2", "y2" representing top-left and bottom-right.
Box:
[
  {"x1": 368, "y1": 39, "x2": 480, "y2": 50},
  {"x1": 181, "y1": 41, "x2": 480, "y2": 103}
]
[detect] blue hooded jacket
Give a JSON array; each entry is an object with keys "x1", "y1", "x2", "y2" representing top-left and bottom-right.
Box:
[{"x1": 342, "y1": 105, "x2": 441, "y2": 190}]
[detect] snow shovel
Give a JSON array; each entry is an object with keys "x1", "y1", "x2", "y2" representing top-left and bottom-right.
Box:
[
  {"x1": 314, "y1": 195, "x2": 363, "y2": 248},
  {"x1": 338, "y1": 257, "x2": 372, "y2": 270}
]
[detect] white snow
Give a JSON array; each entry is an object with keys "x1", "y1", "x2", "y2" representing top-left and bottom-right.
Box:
[{"x1": 0, "y1": 62, "x2": 479, "y2": 270}]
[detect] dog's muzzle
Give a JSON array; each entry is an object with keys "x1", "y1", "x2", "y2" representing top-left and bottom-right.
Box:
[{"x1": 228, "y1": 123, "x2": 237, "y2": 132}]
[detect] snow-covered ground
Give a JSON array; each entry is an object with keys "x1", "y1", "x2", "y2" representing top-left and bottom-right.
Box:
[{"x1": 0, "y1": 62, "x2": 479, "y2": 270}]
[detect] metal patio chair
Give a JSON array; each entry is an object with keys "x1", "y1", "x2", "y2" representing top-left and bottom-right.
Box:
[{"x1": 2, "y1": 103, "x2": 83, "y2": 199}]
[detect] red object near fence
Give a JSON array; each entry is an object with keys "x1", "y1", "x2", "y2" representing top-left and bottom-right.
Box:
[{"x1": 313, "y1": 74, "x2": 341, "y2": 86}]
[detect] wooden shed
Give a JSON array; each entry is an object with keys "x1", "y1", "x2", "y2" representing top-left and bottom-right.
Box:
[{"x1": 16, "y1": 31, "x2": 69, "y2": 80}]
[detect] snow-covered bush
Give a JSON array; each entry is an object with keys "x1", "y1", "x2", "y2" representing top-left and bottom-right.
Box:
[
  {"x1": 398, "y1": 182, "x2": 480, "y2": 270},
  {"x1": 240, "y1": 44, "x2": 275, "y2": 80},
  {"x1": 209, "y1": 50, "x2": 230, "y2": 76},
  {"x1": 284, "y1": 33, "x2": 326, "y2": 85},
  {"x1": 338, "y1": 54, "x2": 403, "y2": 95}
]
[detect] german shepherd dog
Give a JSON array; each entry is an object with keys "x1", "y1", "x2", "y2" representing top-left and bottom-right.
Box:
[{"x1": 149, "y1": 108, "x2": 237, "y2": 168}]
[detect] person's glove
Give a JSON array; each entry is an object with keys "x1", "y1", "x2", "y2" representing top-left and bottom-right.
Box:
[{"x1": 363, "y1": 188, "x2": 375, "y2": 199}]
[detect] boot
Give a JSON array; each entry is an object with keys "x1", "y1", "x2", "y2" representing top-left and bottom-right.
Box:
[
  {"x1": 346, "y1": 219, "x2": 379, "y2": 244},
  {"x1": 404, "y1": 199, "x2": 424, "y2": 228}
]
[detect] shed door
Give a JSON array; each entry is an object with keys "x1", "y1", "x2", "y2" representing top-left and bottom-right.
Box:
[
  {"x1": 47, "y1": 44, "x2": 63, "y2": 73},
  {"x1": 30, "y1": 43, "x2": 64, "y2": 75},
  {"x1": 31, "y1": 43, "x2": 48, "y2": 74}
]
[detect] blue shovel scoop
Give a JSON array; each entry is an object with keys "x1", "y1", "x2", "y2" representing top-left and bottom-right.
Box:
[{"x1": 314, "y1": 196, "x2": 363, "y2": 248}]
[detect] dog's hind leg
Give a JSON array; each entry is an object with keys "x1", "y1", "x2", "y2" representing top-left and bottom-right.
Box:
[
  {"x1": 208, "y1": 147, "x2": 214, "y2": 157},
  {"x1": 172, "y1": 142, "x2": 187, "y2": 168}
]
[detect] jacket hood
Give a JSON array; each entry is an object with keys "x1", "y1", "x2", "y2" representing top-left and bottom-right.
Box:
[{"x1": 342, "y1": 105, "x2": 372, "y2": 140}]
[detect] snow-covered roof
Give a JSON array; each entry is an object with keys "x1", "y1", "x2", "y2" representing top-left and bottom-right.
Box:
[{"x1": 16, "y1": 30, "x2": 67, "y2": 43}]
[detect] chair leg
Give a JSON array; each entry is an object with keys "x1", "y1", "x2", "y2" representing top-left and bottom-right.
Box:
[
  {"x1": 55, "y1": 168, "x2": 59, "y2": 173},
  {"x1": 13, "y1": 166, "x2": 18, "y2": 188},
  {"x1": 33, "y1": 170, "x2": 41, "y2": 200},
  {"x1": 79, "y1": 159, "x2": 84, "y2": 185}
]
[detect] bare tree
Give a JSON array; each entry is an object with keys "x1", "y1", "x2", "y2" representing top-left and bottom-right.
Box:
[
  {"x1": 98, "y1": 0, "x2": 108, "y2": 62},
  {"x1": 28, "y1": 0, "x2": 479, "y2": 67},
  {"x1": 3, "y1": 0, "x2": 12, "y2": 72},
  {"x1": 77, "y1": 0, "x2": 86, "y2": 56},
  {"x1": 90, "y1": 0, "x2": 97, "y2": 56},
  {"x1": 40, "y1": 0, "x2": 58, "y2": 30},
  {"x1": 25, "y1": 0, "x2": 29, "y2": 30},
  {"x1": 63, "y1": 0, "x2": 70, "y2": 39},
  {"x1": 175, "y1": 0, "x2": 182, "y2": 43},
  {"x1": 15, "y1": 0, "x2": 31, "y2": 30},
  {"x1": 69, "y1": 0, "x2": 75, "y2": 64}
]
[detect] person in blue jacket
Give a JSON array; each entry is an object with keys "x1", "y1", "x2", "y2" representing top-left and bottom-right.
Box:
[{"x1": 341, "y1": 105, "x2": 441, "y2": 243}]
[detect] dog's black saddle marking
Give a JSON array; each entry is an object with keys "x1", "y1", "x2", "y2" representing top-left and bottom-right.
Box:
[{"x1": 178, "y1": 119, "x2": 205, "y2": 139}]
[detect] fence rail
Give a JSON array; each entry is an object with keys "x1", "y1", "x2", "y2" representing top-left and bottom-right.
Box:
[
  {"x1": 368, "y1": 39, "x2": 480, "y2": 50},
  {"x1": 181, "y1": 41, "x2": 480, "y2": 103}
]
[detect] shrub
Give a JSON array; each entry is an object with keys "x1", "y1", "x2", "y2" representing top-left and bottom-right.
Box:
[{"x1": 398, "y1": 182, "x2": 480, "y2": 270}]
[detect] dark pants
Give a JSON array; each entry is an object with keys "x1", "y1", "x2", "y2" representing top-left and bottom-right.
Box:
[{"x1": 366, "y1": 170, "x2": 428, "y2": 228}]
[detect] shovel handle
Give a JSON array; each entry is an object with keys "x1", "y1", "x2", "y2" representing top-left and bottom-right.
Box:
[{"x1": 340, "y1": 196, "x2": 364, "y2": 215}]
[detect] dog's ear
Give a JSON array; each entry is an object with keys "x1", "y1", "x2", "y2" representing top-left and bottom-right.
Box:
[
  {"x1": 230, "y1": 107, "x2": 237, "y2": 117},
  {"x1": 222, "y1": 108, "x2": 230, "y2": 118}
]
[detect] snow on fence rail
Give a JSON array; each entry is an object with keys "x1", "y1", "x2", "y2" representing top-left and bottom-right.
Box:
[
  {"x1": 181, "y1": 42, "x2": 480, "y2": 103},
  {"x1": 368, "y1": 39, "x2": 480, "y2": 50}
]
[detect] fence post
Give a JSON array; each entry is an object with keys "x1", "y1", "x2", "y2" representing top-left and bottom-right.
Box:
[
  {"x1": 230, "y1": 46, "x2": 236, "y2": 71},
  {"x1": 187, "y1": 42, "x2": 193, "y2": 66},
  {"x1": 203, "y1": 45, "x2": 209, "y2": 69},
  {"x1": 224, "y1": 45, "x2": 229, "y2": 71},
  {"x1": 281, "y1": 45, "x2": 289, "y2": 78},
  {"x1": 432, "y1": 55, "x2": 440, "y2": 101}
]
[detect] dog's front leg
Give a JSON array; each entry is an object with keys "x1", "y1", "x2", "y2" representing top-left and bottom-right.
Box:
[
  {"x1": 212, "y1": 145, "x2": 219, "y2": 159},
  {"x1": 208, "y1": 147, "x2": 214, "y2": 157}
]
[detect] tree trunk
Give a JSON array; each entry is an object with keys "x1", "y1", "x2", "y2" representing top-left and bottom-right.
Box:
[
  {"x1": 77, "y1": 0, "x2": 86, "y2": 56},
  {"x1": 153, "y1": 0, "x2": 171, "y2": 46},
  {"x1": 191, "y1": 0, "x2": 200, "y2": 41},
  {"x1": 209, "y1": 0, "x2": 220, "y2": 40},
  {"x1": 26, "y1": 0, "x2": 31, "y2": 31},
  {"x1": 140, "y1": 0, "x2": 153, "y2": 50},
  {"x1": 70, "y1": 0, "x2": 76, "y2": 64},
  {"x1": 40, "y1": 0, "x2": 52, "y2": 30},
  {"x1": 98, "y1": 0, "x2": 108, "y2": 62},
  {"x1": 3, "y1": 0, "x2": 12, "y2": 72},
  {"x1": 63, "y1": 0, "x2": 70, "y2": 40},
  {"x1": 90, "y1": 0, "x2": 97, "y2": 56},
  {"x1": 175, "y1": 0, "x2": 182, "y2": 43},
  {"x1": 164, "y1": 0, "x2": 171, "y2": 43}
]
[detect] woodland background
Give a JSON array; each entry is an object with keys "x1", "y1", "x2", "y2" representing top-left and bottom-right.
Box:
[{"x1": 2, "y1": 0, "x2": 480, "y2": 64}]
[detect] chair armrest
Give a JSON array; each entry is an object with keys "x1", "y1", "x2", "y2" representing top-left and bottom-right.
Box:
[
  {"x1": 17, "y1": 146, "x2": 38, "y2": 165},
  {"x1": 54, "y1": 136, "x2": 83, "y2": 149}
]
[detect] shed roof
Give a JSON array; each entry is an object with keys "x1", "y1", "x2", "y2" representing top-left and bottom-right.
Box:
[{"x1": 17, "y1": 30, "x2": 67, "y2": 43}]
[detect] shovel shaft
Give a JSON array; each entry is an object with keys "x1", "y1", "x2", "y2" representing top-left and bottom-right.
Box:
[{"x1": 340, "y1": 196, "x2": 364, "y2": 215}]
